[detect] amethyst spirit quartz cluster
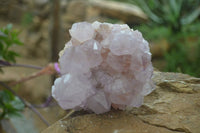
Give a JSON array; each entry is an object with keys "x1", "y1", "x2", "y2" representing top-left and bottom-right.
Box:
[{"x1": 52, "y1": 21, "x2": 154, "y2": 114}]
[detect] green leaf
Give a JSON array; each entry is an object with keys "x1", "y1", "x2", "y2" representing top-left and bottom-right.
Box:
[
  {"x1": 135, "y1": 0, "x2": 162, "y2": 23},
  {"x1": 3, "y1": 51, "x2": 18, "y2": 63},
  {"x1": 11, "y1": 97, "x2": 24, "y2": 110},
  {"x1": 6, "y1": 111, "x2": 23, "y2": 118},
  {"x1": 0, "y1": 42, "x2": 4, "y2": 51},
  {"x1": 0, "y1": 31, "x2": 6, "y2": 37},
  {"x1": 169, "y1": 0, "x2": 182, "y2": 18},
  {"x1": 0, "y1": 90, "x2": 24, "y2": 120},
  {"x1": 6, "y1": 24, "x2": 13, "y2": 31},
  {"x1": 13, "y1": 38, "x2": 23, "y2": 45},
  {"x1": 181, "y1": 7, "x2": 200, "y2": 25},
  {"x1": 0, "y1": 90, "x2": 14, "y2": 103},
  {"x1": 0, "y1": 24, "x2": 23, "y2": 63}
]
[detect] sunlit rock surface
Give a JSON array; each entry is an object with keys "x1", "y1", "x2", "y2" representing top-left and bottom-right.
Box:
[
  {"x1": 52, "y1": 21, "x2": 154, "y2": 114},
  {"x1": 45, "y1": 72, "x2": 200, "y2": 133}
]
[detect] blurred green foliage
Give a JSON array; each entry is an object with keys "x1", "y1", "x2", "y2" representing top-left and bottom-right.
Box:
[
  {"x1": 136, "y1": 0, "x2": 200, "y2": 77},
  {"x1": 0, "y1": 24, "x2": 23, "y2": 63},
  {"x1": 164, "y1": 22, "x2": 200, "y2": 76},
  {"x1": 0, "y1": 24, "x2": 24, "y2": 120},
  {"x1": 0, "y1": 90, "x2": 24, "y2": 120},
  {"x1": 135, "y1": 0, "x2": 200, "y2": 32},
  {"x1": 137, "y1": 24, "x2": 171, "y2": 41},
  {"x1": 111, "y1": 0, "x2": 200, "y2": 77}
]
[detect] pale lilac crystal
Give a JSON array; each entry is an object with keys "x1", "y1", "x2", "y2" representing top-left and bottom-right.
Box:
[
  {"x1": 59, "y1": 46, "x2": 90, "y2": 75},
  {"x1": 69, "y1": 22, "x2": 96, "y2": 43},
  {"x1": 109, "y1": 31, "x2": 137, "y2": 55},
  {"x1": 86, "y1": 90, "x2": 111, "y2": 114},
  {"x1": 52, "y1": 21, "x2": 154, "y2": 114},
  {"x1": 52, "y1": 74, "x2": 95, "y2": 109}
]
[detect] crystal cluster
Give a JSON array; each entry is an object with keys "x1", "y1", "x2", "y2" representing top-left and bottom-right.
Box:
[{"x1": 52, "y1": 21, "x2": 154, "y2": 114}]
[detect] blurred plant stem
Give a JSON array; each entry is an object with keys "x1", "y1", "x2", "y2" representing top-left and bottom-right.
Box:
[
  {"x1": 33, "y1": 96, "x2": 54, "y2": 108},
  {"x1": 50, "y1": 0, "x2": 61, "y2": 62},
  {"x1": 10, "y1": 63, "x2": 58, "y2": 86},
  {"x1": 61, "y1": 110, "x2": 75, "y2": 120},
  {"x1": 0, "y1": 61, "x2": 60, "y2": 127},
  {"x1": 0, "y1": 82, "x2": 50, "y2": 126},
  {"x1": 0, "y1": 60, "x2": 43, "y2": 70},
  {"x1": 50, "y1": 0, "x2": 61, "y2": 84}
]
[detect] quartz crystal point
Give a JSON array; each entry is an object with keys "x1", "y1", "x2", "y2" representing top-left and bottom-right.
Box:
[{"x1": 52, "y1": 21, "x2": 154, "y2": 114}]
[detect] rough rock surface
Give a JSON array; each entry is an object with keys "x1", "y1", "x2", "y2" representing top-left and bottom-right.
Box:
[
  {"x1": 0, "y1": 0, "x2": 26, "y2": 22},
  {"x1": 88, "y1": 0, "x2": 147, "y2": 24},
  {"x1": 43, "y1": 71, "x2": 200, "y2": 133}
]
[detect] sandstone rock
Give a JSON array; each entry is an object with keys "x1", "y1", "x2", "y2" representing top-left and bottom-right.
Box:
[
  {"x1": 88, "y1": 0, "x2": 147, "y2": 24},
  {"x1": 63, "y1": 0, "x2": 147, "y2": 24},
  {"x1": 63, "y1": 0, "x2": 148, "y2": 41},
  {"x1": 43, "y1": 71, "x2": 200, "y2": 133}
]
